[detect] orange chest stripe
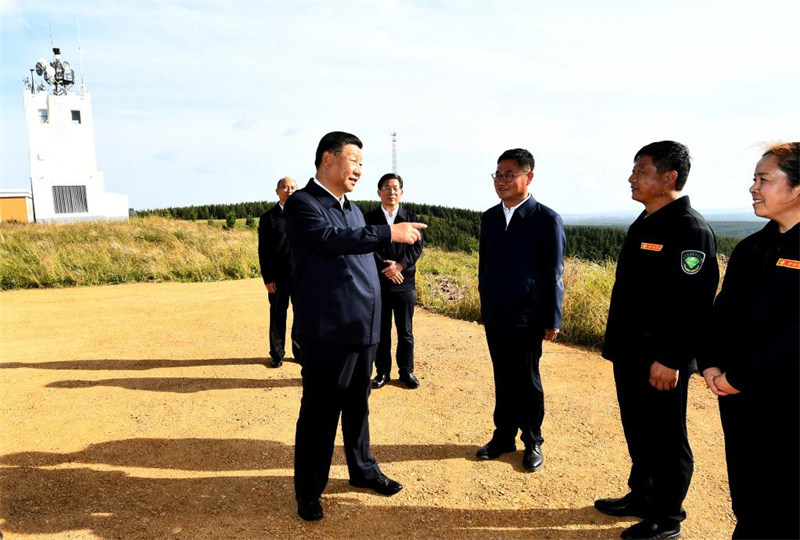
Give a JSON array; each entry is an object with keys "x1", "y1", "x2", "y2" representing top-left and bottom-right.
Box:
[
  {"x1": 776, "y1": 258, "x2": 800, "y2": 269},
  {"x1": 640, "y1": 243, "x2": 663, "y2": 252}
]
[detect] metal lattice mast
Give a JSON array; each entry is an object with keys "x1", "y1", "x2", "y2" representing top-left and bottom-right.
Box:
[{"x1": 390, "y1": 131, "x2": 397, "y2": 174}]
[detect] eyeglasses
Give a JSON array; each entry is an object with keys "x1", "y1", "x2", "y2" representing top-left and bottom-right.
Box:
[
  {"x1": 491, "y1": 171, "x2": 529, "y2": 182},
  {"x1": 379, "y1": 186, "x2": 401, "y2": 193}
]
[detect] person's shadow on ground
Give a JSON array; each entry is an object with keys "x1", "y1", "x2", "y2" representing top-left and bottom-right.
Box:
[{"x1": 0, "y1": 437, "x2": 628, "y2": 539}]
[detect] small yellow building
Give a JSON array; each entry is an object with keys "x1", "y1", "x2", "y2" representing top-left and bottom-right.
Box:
[{"x1": 0, "y1": 190, "x2": 34, "y2": 223}]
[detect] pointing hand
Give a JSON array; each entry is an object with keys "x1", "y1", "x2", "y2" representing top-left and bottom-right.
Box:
[{"x1": 390, "y1": 222, "x2": 427, "y2": 244}]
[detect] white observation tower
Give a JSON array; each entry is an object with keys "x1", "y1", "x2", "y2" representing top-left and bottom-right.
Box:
[{"x1": 22, "y1": 46, "x2": 128, "y2": 222}]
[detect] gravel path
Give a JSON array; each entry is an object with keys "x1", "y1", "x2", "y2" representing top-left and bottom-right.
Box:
[{"x1": 0, "y1": 279, "x2": 734, "y2": 539}]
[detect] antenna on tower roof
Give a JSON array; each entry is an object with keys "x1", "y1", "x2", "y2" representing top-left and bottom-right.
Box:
[{"x1": 77, "y1": 16, "x2": 85, "y2": 94}]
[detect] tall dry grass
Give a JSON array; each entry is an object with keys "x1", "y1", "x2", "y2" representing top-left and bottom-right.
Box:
[
  {"x1": 416, "y1": 249, "x2": 616, "y2": 348},
  {"x1": 2, "y1": 218, "x2": 719, "y2": 349},
  {"x1": 0, "y1": 217, "x2": 259, "y2": 289},
  {"x1": 560, "y1": 258, "x2": 616, "y2": 347}
]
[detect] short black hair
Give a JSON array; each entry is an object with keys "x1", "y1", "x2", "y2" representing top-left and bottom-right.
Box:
[
  {"x1": 378, "y1": 173, "x2": 403, "y2": 190},
  {"x1": 497, "y1": 148, "x2": 535, "y2": 171},
  {"x1": 635, "y1": 141, "x2": 691, "y2": 190},
  {"x1": 314, "y1": 131, "x2": 363, "y2": 169}
]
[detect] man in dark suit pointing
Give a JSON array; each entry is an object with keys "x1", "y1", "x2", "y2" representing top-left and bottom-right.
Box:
[
  {"x1": 284, "y1": 131, "x2": 426, "y2": 522},
  {"x1": 476, "y1": 148, "x2": 565, "y2": 473}
]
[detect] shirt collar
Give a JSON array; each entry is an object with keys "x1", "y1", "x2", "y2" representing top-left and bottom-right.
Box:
[
  {"x1": 381, "y1": 204, "x2": 399, "y2": 221},
  {"x1": 313, "y1": 177, "x2": 346, "y2": 209},
  {"x1": 502, "y1": 194, "x2": 531, "y2": 224}
]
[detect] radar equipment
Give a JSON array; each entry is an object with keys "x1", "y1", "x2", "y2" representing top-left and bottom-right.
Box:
[{"x1": 28, "y1": 47, "x2": 76, "y2": 96}]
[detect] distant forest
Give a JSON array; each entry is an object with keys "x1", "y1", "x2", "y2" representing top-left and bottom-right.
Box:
[{"x1": 138, "y1": 201, "x2": 742, "y2": 259}]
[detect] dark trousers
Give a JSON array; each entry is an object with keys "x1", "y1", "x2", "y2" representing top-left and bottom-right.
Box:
[
  {"x1": 613, "y1": 359, "x2": 692, "y2": 524},
  {"x1": 485, "y1": 325, "x2": 545, "y2": 447},
  {"x1": 720, "y1": 388, "x2": 800, "y2": 540},
  {"x1": 268, "y1": 285, "x2": 301, "y2": 361},
  {"x1": 375, "y1": 288, "x2": 415, "y2": 376},
  {"x1": 294, "y1": 339, "x2": 382, "y2": 500}
]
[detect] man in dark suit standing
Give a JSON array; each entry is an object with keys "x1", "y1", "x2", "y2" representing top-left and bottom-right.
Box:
[
  {"x1": 284, "y1": 131, "x2": 426, "y2": 522},
  {"x1": 258, "y1": 176, "x2": 300, "y2": 368},
  {"x1": 476, "y1": 148, "x2": 565, "y2": 473},
  {"x1": 364, "y1": 173, "x2": 423, "y2": 390}
]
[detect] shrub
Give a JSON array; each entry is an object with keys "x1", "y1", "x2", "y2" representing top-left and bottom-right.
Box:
[{"x1": 224, "y1": 212, "x2": 236, "y2": 230}]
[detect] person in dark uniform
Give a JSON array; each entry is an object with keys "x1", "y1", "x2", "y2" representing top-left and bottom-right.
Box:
[
  {"x1": 698, "y1": 142, "x2": 800, "y2": 540},
  {"x1": 284, "y1": 131, "x2": 426, "y2": 522},
  {"x1": 258, "y1": 176, "x2": 300, "y2": 368},
  {"x1": 364, "y1": 173, "x2": 423, "y2": 390},
  {"x1": 475, "y1": 148, "x2": 565, "y2": 473},
  {"x1": 595, "y1": 141, "x2": 719, "y2": 540}
]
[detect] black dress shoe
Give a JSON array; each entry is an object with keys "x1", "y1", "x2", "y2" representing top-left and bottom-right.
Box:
[
  {"x1": 620, "y1": 519, "x2": 681, "y2": 540},
  {"x1": 270, "y1": 358, "x2": 283, "y2": 368},
  {"x1": 399, "y1": 372, "x2": 420, "y2": 389},
  {"x1": 297, "y1": 497, "x2": 323, "y2": 521},
  {"x1": 475, "y1": 440, "x2": 516, "y2": 460},
  {"x1": 522, "y1": 444, "x2": 543, "y2": 472},
  {"x1": 349, "y1": 474, "x2": 403, "y2": 496},
  {"x1": 594, "y1": 493, "x2": 648, "y2": 518},
  {"x1": 372, "y1": 373, "x2": 390, "y2": 389}
]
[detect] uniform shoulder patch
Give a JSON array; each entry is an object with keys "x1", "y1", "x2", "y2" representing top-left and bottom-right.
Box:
[
  {"x1": 640, "y1": 242, "x2": 663, "y2": 252},
  {"x1": 681, "y1": 250, "x2": 706, "y2": 275},
  {"x1": 777, "y1": 258, "x2": 800, "y2": 269}
]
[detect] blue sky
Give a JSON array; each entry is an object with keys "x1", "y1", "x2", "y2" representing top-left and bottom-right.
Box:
[{"x1": 1, "y1": 0, "x2": 798, "y2": 215}]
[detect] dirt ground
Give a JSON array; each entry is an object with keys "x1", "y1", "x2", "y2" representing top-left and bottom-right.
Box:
[{"x1": 0, "y1": 278, "x2": 735, "y2": 539}]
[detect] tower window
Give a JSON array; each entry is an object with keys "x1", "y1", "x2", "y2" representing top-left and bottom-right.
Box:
[
  {"x1": 52, "y1": 185, "x2": 89, "y2": 214},
  {"x1": 39, "y1": 109, "x2": 48, "y2": 123},
  {"x1": 71, "y1": 110, "x2": 82, "y2": 124}
]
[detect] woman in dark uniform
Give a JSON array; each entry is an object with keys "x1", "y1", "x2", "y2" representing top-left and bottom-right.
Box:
[{"x1": 700, "y1": 142, "x2": 800, "y2": 540}]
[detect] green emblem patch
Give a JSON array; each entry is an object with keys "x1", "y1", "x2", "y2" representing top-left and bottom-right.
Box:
[{"x1": 681, "y1": 250, "x2": 706, "y2": 275}]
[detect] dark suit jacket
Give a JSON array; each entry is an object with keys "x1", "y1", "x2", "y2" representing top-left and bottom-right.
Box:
[
  {"x1": 478, "y1": 196, "x2": 565, "y2": 331},
  {"x1": 363, "y1": 206, "x2": 423, "y2": 292},
  {"x1": 257, "y1": 204, "x2": 293, "y2": 285},
  {"x1": 284, "y1": 179, "x2": 392, "y2": 346}
]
